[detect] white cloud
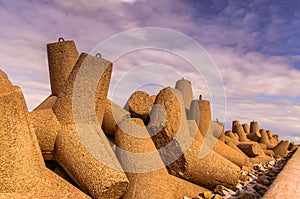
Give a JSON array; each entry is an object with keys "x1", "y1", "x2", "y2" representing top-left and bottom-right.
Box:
[{"x1": 208, "y1": 46, "x2": 300, "y2": 98}]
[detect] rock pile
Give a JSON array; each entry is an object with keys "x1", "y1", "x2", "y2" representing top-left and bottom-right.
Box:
[{"x1": 0, "y1": 39, "x2": 298, "y2": 198}]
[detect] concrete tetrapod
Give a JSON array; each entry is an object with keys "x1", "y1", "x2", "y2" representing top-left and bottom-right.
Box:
[
  {"x1": 116, "y1": 118, "x2": 174, "y2": 198},
  {"x1": 0, "y1": 70, "x2": 89, "y2": 198},
  {"x1": 28, "y1": 63, "x2": 60, "y2": 160},
  {"x1": 263, "y1": 150, "x2": 275, "y2": 157},
  {"x1": 116, "y1": 118, "x2": 210, "y2": 199},
  {"x1": 175, "y1": 78, "x2": 194, "y2": 111},
  {"x1": 259, "y1": 129, "x2": 277, "y2": 149},
  {"x1": 237, "y1": 142, "x2": 265, "y2": 157},
  {"x1": 259, "y1": 143, "x2": 268, "y2": 150},
  {"x1": 115, "y1": 118, "x2": 208, "y2": 199},
  {"x1": 242, "y1": 123, "x2": 250, "y2": 134},
  {"x1": 211, "y1": 121, "x2": 225, "y2": 141},
  {"x1": 249, "y1": 155, "x2": 274, "y2": 164},
  {"x1": 102, "y1": 98, "x2": 130, "y2": 135},
  {"x1": 225, "y1": 131, "x2": 240, "y2": 145},
  {"x1": 250, "y1": 121, "x2": 259, "y2": 134},
  {"x1": 223, "y1": 134, "x2": 271, "y2": 165},
  {"x1": 29, "y1": 108, "x2": 61, "y2": 160},
  {"x1": 148, "y1": 87, "x2": 241, "y2": 190},
  {"x1": 232, "y1": 120, "x2": 240, "y2": 128},
  {"x1": 247, "y1": 121, "x2": 262, "y2": 142},
  {"x1": 47, "y1": 38, "x2": 79, "y2": 96},
  {"x1": 273, "y1": 134, "x2": 279, "y2": 144},
  {"x1": 288, "y1": 142, "x2": 299, "y2": 152},
  {"x1": 189, "y1": 121, "x2": 253, "y2": 168},
  {"x1": 52, "y1": 53, "x2": 129, "y2": 199},
  {"x1": 267, "y1": 130, "x2": 279, "y2": 147},
  {"x1": 188, "y1": 99, "x2": 212, "y2": 137},
  {"x1": 224, "y1": 136, "x2": 240, "y2": 146},
  {"x1": 272, "y1": 140, "x2": 290, "y2": 158},
  {"x1": 225, "y1": 139, "x2": 247, "y2": 155},
  {"x1": 30, "y1": 94, "x2": 59, "y2": 160},
  {"x1": 247, "y1": 130, "x2": 262, "y2": 142},
  {"x1": 30, "y1": 39, "x2": 79, "y2": 155},
  {"x1": 53, "y1": 53, "x2": 113, "y2": 126},
  {"x1": 266, "y1": 130, "x2": 273, "y2": 139},
  {"x1": 126, "y1": 91, "x2": 153, "y2": 123},
  {"x1": 232, "y1": 121, "x2": 250, "y2": 142}
]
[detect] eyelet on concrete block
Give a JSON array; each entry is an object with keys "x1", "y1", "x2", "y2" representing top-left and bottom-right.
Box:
[
  {"x1": 58, "y1": 37, "x2": 65, "y2": 42},
  {"x1": 95, "y1": 53, "x2": 102, "y2": 58}
]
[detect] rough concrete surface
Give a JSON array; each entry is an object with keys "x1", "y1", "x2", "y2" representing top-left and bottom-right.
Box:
[
  {"x1": 52, "y1": 53, "x2": 129, "y2": 198},
  {"x1": 102, "y1": 98, "x2": 130, "y2": 135},
  {"x1": 263, "y1": 149, "x2": 300, "y2": 199},
  {"x1": 47, "y1": 39, "x2": 79, "y2": 96},
  {"x1": 0, "y1": 71, "x2": 89, "y2": 198}
]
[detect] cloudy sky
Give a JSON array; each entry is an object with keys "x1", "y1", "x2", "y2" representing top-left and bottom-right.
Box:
[{"x1": 0, "y1": 0, "x2": 299, "y2": 143}]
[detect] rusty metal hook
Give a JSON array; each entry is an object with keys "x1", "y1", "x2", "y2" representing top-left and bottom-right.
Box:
[
  {"x1": 58, "y1": 37, "x2": 65, "y2": 42},
  {"x1": 95, "y1": 53, "x2": 102, "y2": 58}
]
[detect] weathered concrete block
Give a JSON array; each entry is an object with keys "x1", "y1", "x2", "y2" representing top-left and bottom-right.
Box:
[
  {"x1": 224, "y1": 135, "x2": 240, "y2": 146},
  {"x1": 259, "y1": 129, "x2": 277, "y2": 149},
  {"x1": 273, "y1": 134, "x2": 279, "y2": 143},
  {"x1": 55, "y1": 124, "x2": 128, "y2": 198},
  {"x1": 273, "y1": 140, "x2": 290, "y2": 158},
  {"x1": 192, "y1": 120, "x2": 253, "y2": 168},
  {"x1": 52, "y1": 54, "x2": 129, "y2": 198},
  {"x1": 259, "y1": 143, "x2": 267, "y2": 150},
  {"x1": 225, "y1": 139, "x2": 247, "y2": 155},
  {"x1": 188, "y1": 99, "x2": 211, "y2": 137},
  {"x1": 184, "y1": 135, "x2": 241, "y2": 189},
  {"x1": 232, "y1": 122, "x2": 250, "y2": 142},
  {"x1": 237, "y1": 142, "x2": 265, "y2": 157},
  {"x1": 263, "y1": 150, "x2": 275, "y2": 157},
  {"x1": 266, "y1": 130, "x2": 272, "y2": 139},
  {"x1": 288, "y1": 142, "x2": 298, "y2": 152},
  {"x1": 247, "y1": 130, "x2": 262, "y2": 142},
  {"x1": 0, "y1": 82, "x2": 44, "y2": 192},
  {"x1": 102, "y1": 99, "x2": 130, "y2": 135},
  {"x1": 47, "y1": 39, "x2": 79, "y2": 96},
  {"x1": 211, "y1": 121, "x2": 225, "y2": 141},
  {"x1": 115, "y1": 118, "x2": 207, "y2": 198},
  {"x1": 169, "y1": 175, "x2": 208, "y2": 199},
  {"x1": 234, "y1": 132, "x2": 239, "y2": 140},
  {"x1": 225, "y1": 131, "x2": 240, "y2": 145},
  {"x1": 250, "y1": 121, "x2": 259, "y2": 134},
  {"x1": 267, "y1": 131, "x2": 279, "y2": 147},
  {"x1": 250, "y1": 155, "x2": 273, "y2": 164},
  {"x1": 148, "y1": 87, "x2": 189, "y2": 176},
  {"x1": 29, "y1": 108, "x2": 61, "y2": 160},
  {"x1": 115, "y1": 118, "x2": 174, "y2": 198},
  {"x1": 53, "y1": 53, "x2": 112, "y2": 126},
  {"x1": 148, "y1": 87, "x2": 241, "y2": 189},
  {"x1": 242, "y1": 123, "x2": 250, "y2": 134},
  {"x1": 126, "y1": 91, "x2": 153, "y2": 123},
  {"x1": 1, "y1": 167, "x2": 90, "y2": 198},
  {"x1": 232, "y1": 120, "x2": 240, "y2": 127},
  {"x1": 30, "y1": 94, "x2": 59, "y2": 160},
  {"x1": 0, "y1": 72, "x2": 89, "y2": 198},
  {"x1": 175, "y1": 78, "x2": 193, "y2": 111}
]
